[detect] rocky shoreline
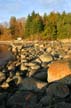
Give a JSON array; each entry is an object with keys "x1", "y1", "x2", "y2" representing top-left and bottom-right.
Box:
[{"x1": 0, "y1": 41, "x2": 71, "y2": 108}]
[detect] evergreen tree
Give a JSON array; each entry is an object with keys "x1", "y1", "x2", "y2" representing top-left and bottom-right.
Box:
[{"x1": 25, "y1": 11, "x2": 44, "y2": 38}]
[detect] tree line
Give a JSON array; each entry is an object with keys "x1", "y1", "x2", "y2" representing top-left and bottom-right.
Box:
[{"x1": 0, "y1": 11, "x2": 71, "y2": 40}]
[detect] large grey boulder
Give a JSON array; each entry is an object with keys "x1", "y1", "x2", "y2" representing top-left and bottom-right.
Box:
[
  {"x1": 18, "y1": 78, "x2": 47, "y2": 90},
  {"x1": 39, "y1": 95, "x2": 52, "y2": 106},
  {"x1": 39, "y1": 82, "x2": 69, "y2": 108},
  {"x1": 32, "y1": 67, "x2": 47, "y2": 82},
  {"x1": 55, "y1": 102, "x2": 71, "y2": 108},
  {"x1": 46, "y1": 82, "x2": 69, "y2": 98},
  {"x1": 18, "y1": 78, "x2": 38, "y2": 91},
  {"x1": 0, "y1": 92, "x2": 7, "y2": 108}
]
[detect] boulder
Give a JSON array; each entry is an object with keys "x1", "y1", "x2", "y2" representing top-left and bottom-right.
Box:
[
  {"x1": 39, "y1": 95, "x2": 52, "y2": 106},
  {"x1": 55, "y1": 102, "x2": 71, "y2": 108},
  {"x1": 19, "y1": 78, "x2": 47, "y2": 90},
  {"x1": 18, "y1": 78, "x2": 39, "y2": 91},
  {"x1": 46, "y1": 82, "x2": 69, "y2": 98},
  {"x1": 47, "y1": 47, "x2": 52, "y2": 53},
  {"x1": 32, "y1": 67, "x2": 47, "y2": 82},
  {"x1": 0, "y1": 72, "x2": 6, "y2": 83},
  {"x1": 27, "y1": 63, "x2": 40, "y2": 77},
  {"x1": 39, "y1": 53, "x2": 53, "y2": 63},
  {"x1": 48, "y1": 59, "x2": 71, "y2": 82},
  {"x1": 0, "y1": 92, "x2": 7, "y2": 108}
]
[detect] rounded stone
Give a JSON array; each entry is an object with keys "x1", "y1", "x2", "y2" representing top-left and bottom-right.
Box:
[
  {"x1": 46, "y1": 82, "x2": 69, "y2": 98},
  {"x1": 48, "y1": 60, "x2": 71, "y2": 82},
  {"x1": 39, "y1": 54, "x2": 52, "y2": 63}
]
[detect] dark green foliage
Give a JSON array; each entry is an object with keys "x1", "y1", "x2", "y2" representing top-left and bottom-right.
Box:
[
  {"x1": 25, "y1": 14, "x2": 32, "y2": 36},
  {"x1": 25, "y1": 11, "x2": 44, "y2": 37},
  {"x1": 57, "y1": 12, "x2": 71, "y2": 39},
  {"x1": 1, "y1": 11, "x2": 71, "y2": 40},
  {"x1": 42, "y1": 11, "x2": 71, "y2": 40}
]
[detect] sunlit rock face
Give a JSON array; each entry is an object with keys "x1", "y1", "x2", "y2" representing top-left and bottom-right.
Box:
[
  {"x1": 39, "y1": 53, "x2": 53, "y2": 63},
  {"x1": 48, "y1": 59, "x2": 71, "y2": 82}
]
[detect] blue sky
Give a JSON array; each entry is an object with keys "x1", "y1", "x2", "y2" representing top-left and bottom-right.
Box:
[{"x1": 0, "y1": 0, "x2": 71, "y2": 22}]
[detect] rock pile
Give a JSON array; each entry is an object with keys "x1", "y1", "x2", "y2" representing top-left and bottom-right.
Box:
[{"x1": 0, "y1": 40, "x2": 71, "y2": 108}]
